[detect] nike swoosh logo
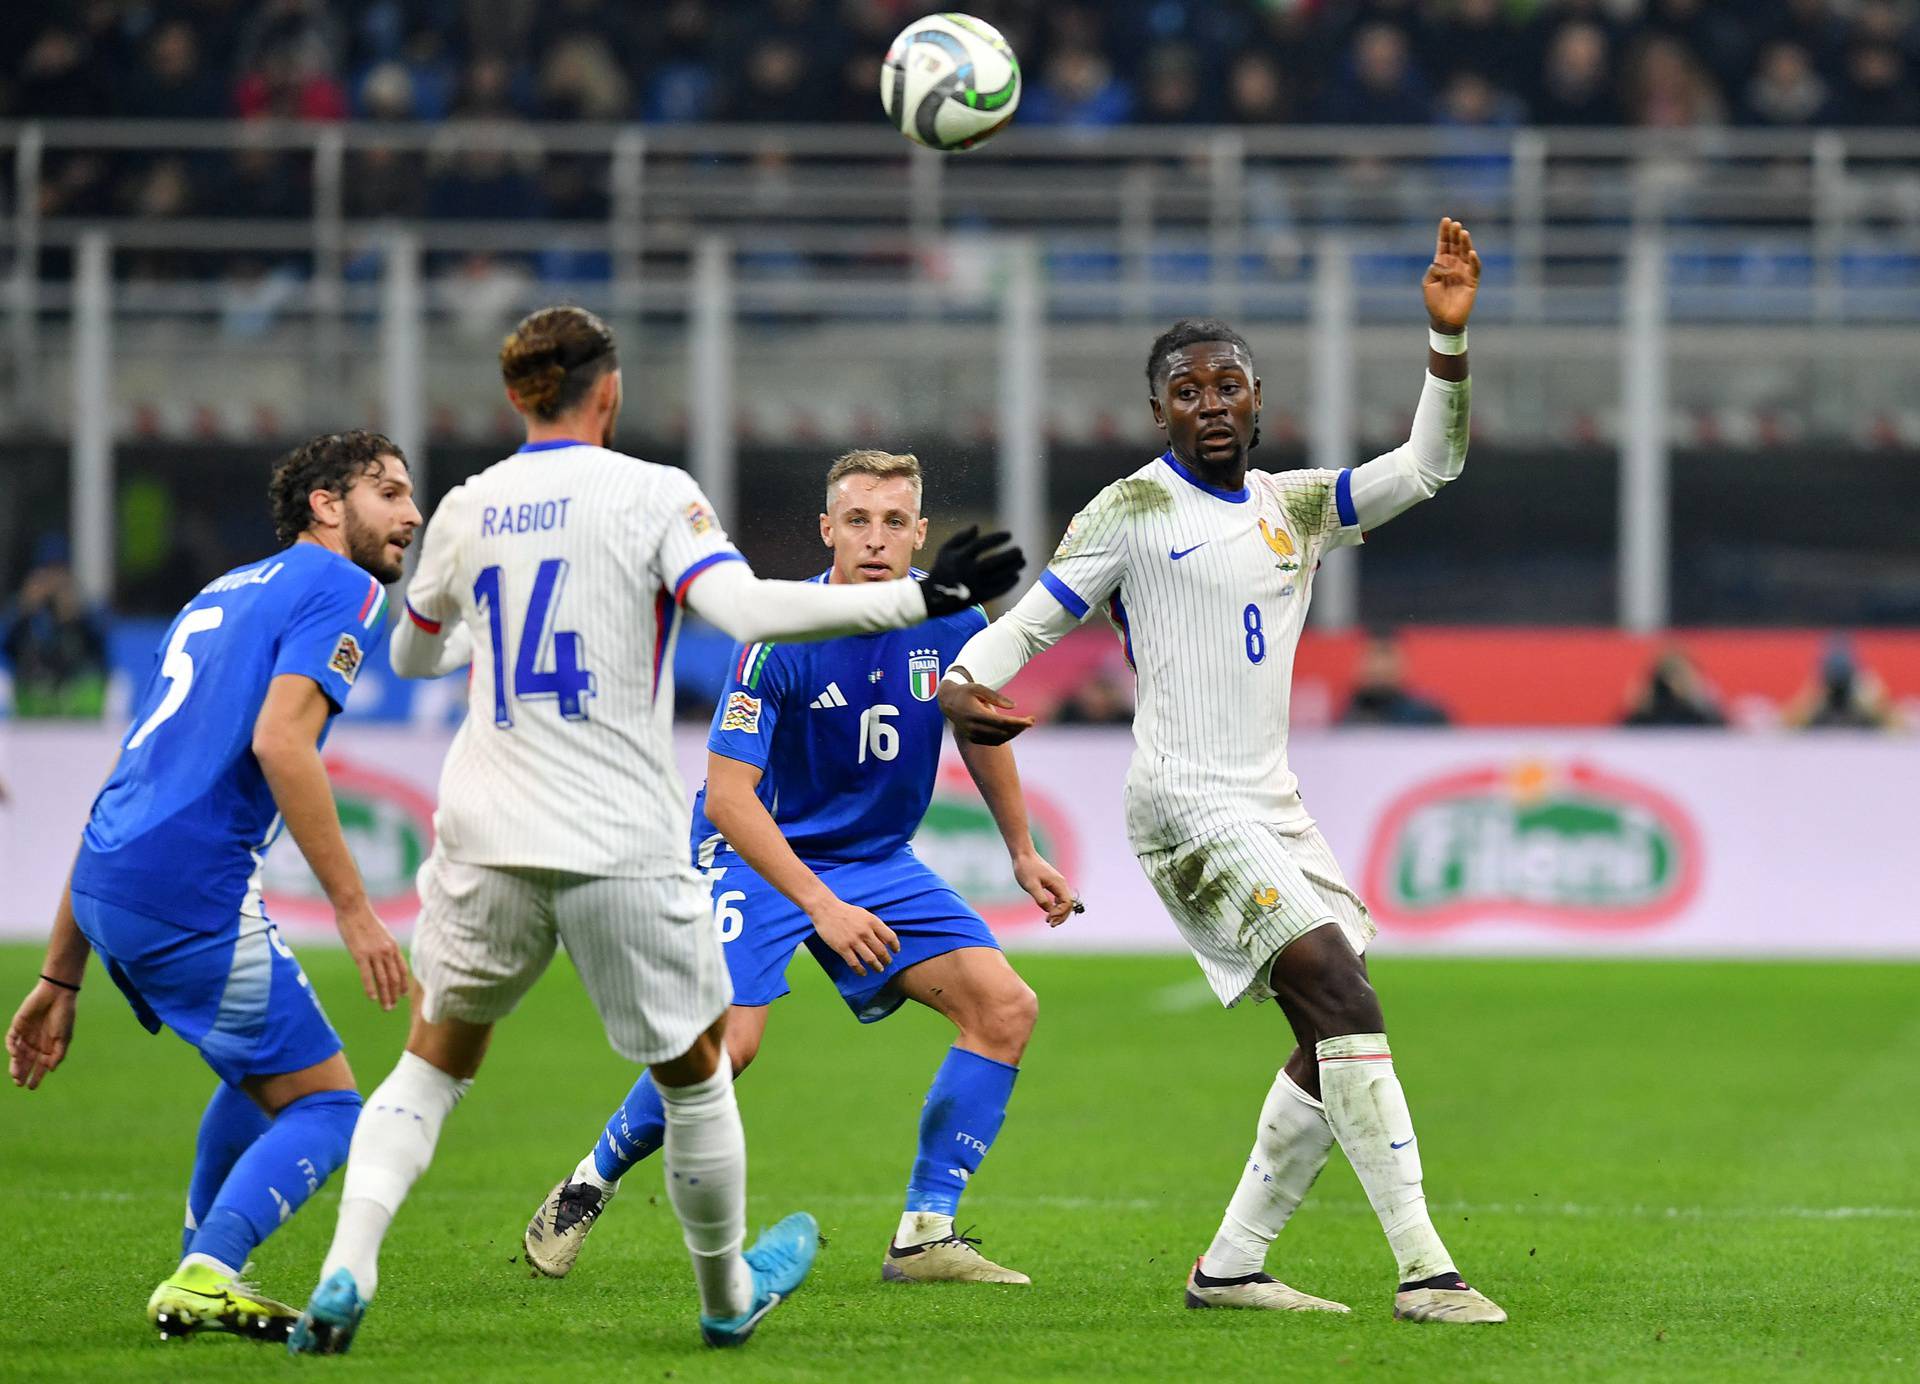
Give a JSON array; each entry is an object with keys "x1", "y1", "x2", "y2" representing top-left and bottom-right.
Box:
[
  {"x1": 931, "y1": 582, "x2": 970, "y2": 602},
  {"x1": 1169, "y1": 543, "x2": 1208, "y2": 561},
  {"x1": 1390, "y1": 1137, "x2": 1415, "y2": 1150}
]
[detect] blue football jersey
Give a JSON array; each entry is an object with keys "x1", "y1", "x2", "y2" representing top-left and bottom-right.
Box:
[
  {"x1": 71, "y1": 543, "x2": 387, "y2": 930},
  {"x1": 690, "y1": 576, "x2": 987, "y2": 866}
]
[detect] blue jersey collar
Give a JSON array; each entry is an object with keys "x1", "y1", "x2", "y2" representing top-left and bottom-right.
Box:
[
  {"x1": 1160, "y1": 449, "x2": 1249, "y2": 504},
  {"x1": 515, "y1": 438, "x2": 593, "y2": 454}
]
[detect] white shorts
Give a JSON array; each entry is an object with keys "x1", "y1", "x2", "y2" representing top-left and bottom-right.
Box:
[
  {"x1": 1139, "y1": 822, "x2": 1375, "y2": 1009},
  {"x1": 412, "y1": 852, "x2": 731, "y2": 1065}
]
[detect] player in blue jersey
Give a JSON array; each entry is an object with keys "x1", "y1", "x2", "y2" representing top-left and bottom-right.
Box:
[
  {"x1": 523, "y1": 449, "x2": 1078, "y2": 1286},
  {"x1": 5, "y1": 431, "x2": 419, "y2": 1341}
]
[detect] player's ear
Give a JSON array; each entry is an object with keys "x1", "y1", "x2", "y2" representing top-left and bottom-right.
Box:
[
  {"x1": 914, "y1": 516, "x2": 928, "y2": 549},
  {"x1": 1149, "y1": 393, "x2": 1167, "y2": 433},
  {"x1": 307, "y1": 485, "x2": 345, "y2": 533},
  {"x1": 1253, "y1": 375, "x2": 1262, "y2": 411},
  {"x1": 819, "y1": 512, "x2": 832, "y2": 548}
]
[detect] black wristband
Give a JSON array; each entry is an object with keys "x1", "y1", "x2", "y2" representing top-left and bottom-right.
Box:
[{"x1": 39, "y1": 973, "x2": 80, "y2": 993}]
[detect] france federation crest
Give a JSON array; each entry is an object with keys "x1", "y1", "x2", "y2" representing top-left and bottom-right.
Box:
[{"x1": 908, "y1": 648, "x2": 941, "y2": 701}]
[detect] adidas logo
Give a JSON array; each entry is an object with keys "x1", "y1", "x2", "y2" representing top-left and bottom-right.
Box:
[{"x1": 810, "y1": 682, "x2": 849, "y2": 710}]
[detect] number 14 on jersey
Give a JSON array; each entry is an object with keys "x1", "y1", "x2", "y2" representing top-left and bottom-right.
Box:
[{"x1": 473, "y1": 558, "x2": 598, "y2": 727}]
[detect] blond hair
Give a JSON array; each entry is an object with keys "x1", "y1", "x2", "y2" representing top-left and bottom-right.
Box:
[{"x1": 824, "y1": 449, "x2": 922, "y2": 509}]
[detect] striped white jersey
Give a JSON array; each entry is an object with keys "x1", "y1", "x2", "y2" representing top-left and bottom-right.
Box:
[
  {"x1": 1037, "y1": 451, "x2": 1364, "y2": 852},
  {"x1": 400, "y1": 440, "x2": 742, "y2": 876}
]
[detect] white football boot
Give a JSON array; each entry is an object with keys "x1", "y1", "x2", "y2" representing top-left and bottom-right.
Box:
[
  {"x1": 1393, "y1": 1273, "x2": 1508, "y2": 1323},
  {"x1": 882, "y1": 1215, "x2": 1030, "y2": 1285},
  {"x1": 523, "y1": 1177, "x2": 612, "y2": 1278},
  {"x1": 1184, "y1": 1257, "x2": 1351, "y2": 1312}
]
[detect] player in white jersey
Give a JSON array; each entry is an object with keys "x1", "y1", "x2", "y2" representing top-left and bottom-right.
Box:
[
  {"x1": 291, "y1": 307, "x2": 1024, "y2": 1354},
  {"x1": 939, "y1": 220, "x2": 1506, "y2": 1325}
]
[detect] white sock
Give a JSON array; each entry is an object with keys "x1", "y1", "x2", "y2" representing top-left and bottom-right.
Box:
[
  {"x1": 1315, "y1": 1033, "x2": 1454, "y2": 1284},
  {"x1": 896, "y1": 1210, "x2": 955, "y2": 1247},
  {"x1": 572, "y1": 1153, "x2": 618, "y2": 1196},
  {"x1": 1199, "y1": 1070, "x2": 1333, "y2": 1279},
  {"x1": 658, "y1": 1063, "x2": 754, "y2": 1320},
  {"x1": 319, "y1": 1051, "x2": 471, "y2": 1301},
  {"x1": 180, "y1": 1251, "x2": 239, "y2": 1278}
]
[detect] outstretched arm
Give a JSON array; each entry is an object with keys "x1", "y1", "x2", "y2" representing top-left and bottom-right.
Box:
[
  {"x1": 685, "y1": 526, "x2": 1024, "y2": 645},
  {"x1": 938, "y1": 580, "x2": 1083, "y2": 745},
  {"x1": 1345, "y1": 217, "x2": 1481, "y2": 532}
]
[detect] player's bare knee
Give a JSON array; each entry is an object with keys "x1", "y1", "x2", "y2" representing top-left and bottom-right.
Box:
[
  {"x1": 958, "y1": 979, "x2": 1037, "y2": 1063},
  {"x1": 726, "y1": 1030, "x2": 762, "y2": 1075}
]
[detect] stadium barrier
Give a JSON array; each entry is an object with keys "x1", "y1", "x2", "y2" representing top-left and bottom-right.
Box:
[{"x1": 4, "y1": 723, "x2": 1909, "y2": 959}]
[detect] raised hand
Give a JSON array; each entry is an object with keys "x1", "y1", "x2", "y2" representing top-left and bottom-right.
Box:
[
  {"x1": 921, "y1": 526, "x2": 1025, "y2": 617},
  {"x1": 1422, "y1": 217, "x2": 1482, "y2": 333}
]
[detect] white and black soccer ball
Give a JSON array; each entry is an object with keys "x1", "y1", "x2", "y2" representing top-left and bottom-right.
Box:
[{"x1": 880, "y1": 13, "x2": 1021, "y2": 153}]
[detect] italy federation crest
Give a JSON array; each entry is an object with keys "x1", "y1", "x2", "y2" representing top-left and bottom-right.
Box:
[{"x1": 908, "y1": 648, "x2": 941, "y2": 701}]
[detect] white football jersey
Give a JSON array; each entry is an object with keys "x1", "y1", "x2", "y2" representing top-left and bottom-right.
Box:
[
  {"x1": 1041, "y1": 451, "x2": 1362, "y2": 852},
  {"x1": 401, "y1": 441, "x2": 741, "y2": 876}
]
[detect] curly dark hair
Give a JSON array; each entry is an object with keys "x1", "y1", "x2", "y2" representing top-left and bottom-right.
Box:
[
  {"x1": 1144, "y1": 317, "x2": 1254, "y2": 397},
  {"x1": 268, "y1": 430, "x2": 406, "y2": 547}
]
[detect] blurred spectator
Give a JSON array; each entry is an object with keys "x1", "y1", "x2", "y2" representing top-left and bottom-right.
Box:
[
  {"x1": 1436, "y1": 70, "x2": 1525, "y2": 131},
  {"x1": 3, "y1": 536, "x2": 110, "y2": 719},
  {"x1": 1138, "y1": 46, "x2": 1208, "y2": 125},
  {"x1": 1622, "y1": 647, "x2": 1726, "y2": 728},
  {"x1": 1315, "y1": 23, "x2": 1431, "y2": 125},
  {"x1": 124, "y1": 21, "x2": 227, "y2": 120},
  {"x1": 1624, "y1": 34, "x2": 1726, "y2": 128},
  {"x1": 16, "y1": 25, "x2": 107, "y2": 118},
  {"x1": 1838, "y1": 43, "x2": 1920, "y2": 125},
  {"x1": 1053, "y1": 672, "x2": 1133, "y2": 726},
  {"x1": 1024, "y1": 45, "x2": 1134, "y2": 128},
  {"x1": 1339, "y1": 632, "x2": 1449, "y2": 727},
  {"x1": 1785, "y1": 639, "x2": 1902, "y2": 730},
  {"x1": 234, "y1": 0, "x2": 350, "y2": 121},
  {"x1": 539, "y1": 33, "x2": 632, "y2": 121},
  {"x1": 1743, "y1": 41, "x2": 1834, "y2": 126},
  {"x1": 1533, "y1": 22, "x2": 1622, "y2": 126},
  {"x1": 1762, "y1": 0, "x2": 1852, "y2": 79},
  {"x1": 1225, "y1": 52, "x2": 1293, "y2": 126},
  {"x1": 726, "y1": 39, "x2": 821, "y2": 122}
]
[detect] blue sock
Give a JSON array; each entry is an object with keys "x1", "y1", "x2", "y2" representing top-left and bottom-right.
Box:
[
  {"x1": 593, "y1": 1073, "x2": 667, "y2": 1182},
  {"x1": 184, "y1": 1083, "x2": 272, "y2": 1256},
  {"x1": 906, "y1": 1047, "x2": 1019, "y2": 1217},
  {"x1": 186, "y1": 1089, "x2": 361, "y2": 1273}
]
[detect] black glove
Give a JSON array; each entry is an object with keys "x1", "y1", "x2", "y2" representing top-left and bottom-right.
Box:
[{"x1": 919, "y1": 526, "x2": 1025, "y2": 617}]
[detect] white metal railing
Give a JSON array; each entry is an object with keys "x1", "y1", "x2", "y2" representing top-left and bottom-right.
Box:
[
  {"x1": 48, "y1": 225, "x2": 1712, "y2": 634},
  {"x1": 16, "y1": 121, "x2": 1920, "y2": 635}
]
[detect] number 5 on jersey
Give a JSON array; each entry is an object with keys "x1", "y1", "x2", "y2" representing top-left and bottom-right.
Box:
[{"x1": 473, "y1": 559, "x2": 598, "y2": 728}]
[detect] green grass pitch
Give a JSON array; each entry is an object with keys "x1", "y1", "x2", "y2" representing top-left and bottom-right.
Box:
[{"x1": 2, "y1": 943, "x2": 1915, "y2": 1382}]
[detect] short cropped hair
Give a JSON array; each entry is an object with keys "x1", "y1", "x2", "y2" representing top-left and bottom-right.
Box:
[
  {"x1": 1145, "y1": 317, "x2": 1254, "y2": 397},
  {"x1": 268, "y1": 430, "x2": 405, "y2": 547},
  {"x1": 824, "y1": 449, "x2": 923, "y2": 510}
]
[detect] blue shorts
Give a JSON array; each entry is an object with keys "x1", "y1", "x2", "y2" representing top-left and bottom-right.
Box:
[
  {"x1": 710, "y1": 847, "x2": 999, "y2": 1023},
  {"x1": 71, "y1": 891, "x2": 343, "y2": 1088}
]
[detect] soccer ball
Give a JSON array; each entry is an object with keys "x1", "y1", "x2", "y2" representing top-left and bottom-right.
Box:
[{"x1": 880, "y1": 13, "x2": 1021, "y2": 153}]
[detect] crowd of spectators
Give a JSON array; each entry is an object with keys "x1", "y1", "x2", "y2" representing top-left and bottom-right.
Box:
[{"x1": 6, "y1": 0, "x2": 1918, "y2": 134}]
